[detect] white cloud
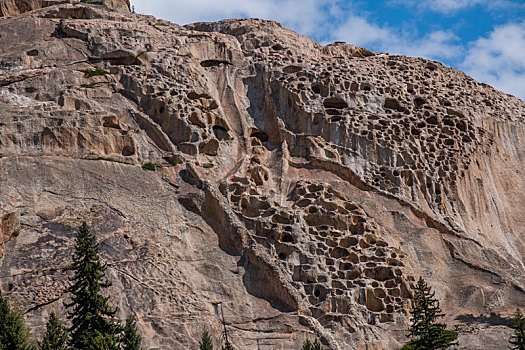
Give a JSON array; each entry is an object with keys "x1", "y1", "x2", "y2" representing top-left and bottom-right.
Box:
[
  {"x1": 331, "y1": 16, "x2": 462, "y2": 61},
  {"x1": 423, "y1": 0, "x2": 485, "y2": 12},
  {"x1": 131, "y1": 0, "x2": 341, "y2": 37},
  {"x1": 389, "y1": 0, "x2": 522, "y2": 13},
  {"x1": 462, "y1": 21, "x2": 525, "y2": 100}
]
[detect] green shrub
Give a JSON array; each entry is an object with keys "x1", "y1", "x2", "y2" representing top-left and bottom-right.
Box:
[
  {"x1": 302, "y1": 339, "x2": 322, "y2": 350},
  {"x1": 141, "y1": 163, "x2": 155, "y2": 171},
  {"x1": 202, "y1": 163, "x2": 214, "y2": 169},
  {"x1": 80, "y1": 83, "x2": 96, "y2": 89},
  {"x1": 79, "y1": 69, "x2": 110, "y2": 78}
]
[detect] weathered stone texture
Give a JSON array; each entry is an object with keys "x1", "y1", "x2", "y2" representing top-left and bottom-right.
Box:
[
  {"x1": 0, "y1": 0, "x2": 128, "y2": 17},
  {"x1": 0, "y1": 2, "x2": 524, "y2": 349}
]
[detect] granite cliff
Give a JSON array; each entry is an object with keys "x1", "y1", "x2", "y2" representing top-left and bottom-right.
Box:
[{"x1": 0, "y1": 1, "x2": 524, "y2": 349}]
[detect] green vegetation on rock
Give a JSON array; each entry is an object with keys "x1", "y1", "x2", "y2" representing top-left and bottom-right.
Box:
[
  {"x1": 79, "y1": 68, "x2": 110, "y2": 78},
  {"x1": 302, "y1": 339, "x2": 323, "y2": 350},
  {"x1": 141, "y1": 163, "x2": 155, "y2": 171}
]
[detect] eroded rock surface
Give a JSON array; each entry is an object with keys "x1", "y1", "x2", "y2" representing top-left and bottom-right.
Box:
[
  {"x1": 0, "y1": 0, "x2": 129, "y2": 17},
  {"x1": 0, "y1": 3, "x2": 524, "y2": 349}
]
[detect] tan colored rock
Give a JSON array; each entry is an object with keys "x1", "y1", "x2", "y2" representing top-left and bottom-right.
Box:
[
  {"x1": 0, "y1": 0, "x2": 128, "y2": 17},
  {"x1": 0, "y1": 3, "x2": 524, "y2": 350},
  {"x1": 0, "y1": 210, "x2": 20, "y2": 258},
  {"x1": 0, "y1": 0, "x2": 40, "y2": 17},
  {"x1": 98, "y1": 0, "x2": 129, "y2": 13}
]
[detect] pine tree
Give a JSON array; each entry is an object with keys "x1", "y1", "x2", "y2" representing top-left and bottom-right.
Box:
[
  {"x1": 0, "y1": 289, "x2": 32, "y2": 350},
  {"x1": 221, "y1": 342, "x2": 234, "y2": 350},
  {"x1": 122, "y1": 315, "x2": 142, "y2": 350},
  {"x1": 64, "y1": 222, "x2": 121, "y2": 350},
  {"x1": 87, "y1": 331, "x2": 120, "y2": 350},
  {"x1": 199, "y1": 330, "x2": 213, "y2": 350},
  {"x1": 302, "y1": 339, "x2": 322, "y2": 350},
  {"x1": 39, "y1": 312, "x2": 68, "y2": 350},
  {"x1": 510, "y1": 308, "x2": 525, "y2": 350},
  {"x1": 402, "y1": 277, "x2": 457, "y2": 350}
]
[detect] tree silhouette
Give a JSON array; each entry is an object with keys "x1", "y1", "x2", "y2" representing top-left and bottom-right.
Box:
[
  {"x1": 39, "y1": 312, "x2": 68, "y2": 350},
  {"x1": 199, "y1": 330, "x2": 213, "y2": 350},
  {"x1": 0, "y1": 289, "x2": 32, "y2": 350},
  {"x1": 402, "y1": 277, "x2": 457, "y2": 350},
  {"x1": 122, "y1": 315, "x2": 142, "y2": 350},
  {"x1": 510, "y1": 308, "x2": 525, "y2": 350},
  {"x1": 64, "y1": 222, "x2": 121, "y2": 350}
]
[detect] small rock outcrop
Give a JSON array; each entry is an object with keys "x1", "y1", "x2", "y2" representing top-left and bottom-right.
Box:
[
  {"x1": 0, "y1": 2, "x2": 524, "y2": 350},
  {"x1": 0, "y1": 209, "x2": 20, "y2": 258},
  {"x1": 0, "y1": 0, "x2": 40, "y2": 17}
]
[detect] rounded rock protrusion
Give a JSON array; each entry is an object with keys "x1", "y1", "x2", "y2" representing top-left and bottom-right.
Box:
[
  {"x1": 366, "y1": 288, "x2": 385, "y2": 312},
  {"x1": 384, "y1": 98, "x2": 405, "y2": 112},
  {"x1": 340, "y1": 236, "x2": 359, "y2": 248},
  {"x1": 330, "y1": 247, "x2": 350, "y2": 259},
  {"x1": 283, "y1": 65, "x2": 302, "y2": 73},
  {"x1": 323, "y1": 96, "x2": 348, "y2": 109},
  {"x1": 374, "y1": 288, "x2": 387, "y2": 299},
  {"x1": 199, "y1": 138, "x2": 220, "y2": 156}
]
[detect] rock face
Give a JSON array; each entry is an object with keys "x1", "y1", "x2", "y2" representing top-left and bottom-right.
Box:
[
  {"x1": 0, "y1": 0, "x2": 40, "y2": 17},
  {"x1": 0, "y1": 3, "x2": 524, "y2": 349},
  {"x1": 0, "y1": 0, "x2": 129, "y2": 16}
]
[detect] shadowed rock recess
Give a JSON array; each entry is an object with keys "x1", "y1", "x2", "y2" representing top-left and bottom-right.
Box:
[{"x1": 0, "y1": 2, "x2": 524, "y2": 349}]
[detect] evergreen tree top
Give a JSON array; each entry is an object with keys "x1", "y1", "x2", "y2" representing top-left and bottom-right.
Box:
[
  {"x1": 122, "y1": 315, "x2": 142, "y2": 350},
  {"x1": 221, "y1": 341, "x2": 234, "y2": 350},
  {"x1": 65, "y1": 222, "x2": 120, "y2": 350},
  {"x1": 39, "y1": 312, "x2": 68, "y2": 350},
  {"x1": 199, "y1": 330, "x2": 214, "y2": 350},
  {"x1": 0, "y1": 289, "x2": 32, "y2": 350},
  {"x1": 402, "y1": 277, "x2": 457, "y2": 350},
  {"x1": 510, "y1": 308, "x2": 525, "y2": 350}
]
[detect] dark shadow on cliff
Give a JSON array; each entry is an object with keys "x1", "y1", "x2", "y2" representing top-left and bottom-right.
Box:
[
  {"x1": 238, "y1": 254, "x2": 298, "y2": 313},
  {"x1": 244, "y1": 70, "x2": 282, "y2": 152},
  {"x1": 455, "y1": 313, "x2": 513, "y2": 327}
]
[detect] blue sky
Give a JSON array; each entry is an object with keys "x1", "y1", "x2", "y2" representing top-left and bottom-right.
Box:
[{"x1": 132, "y1": 0, "x2": 525, "y2": 101}]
